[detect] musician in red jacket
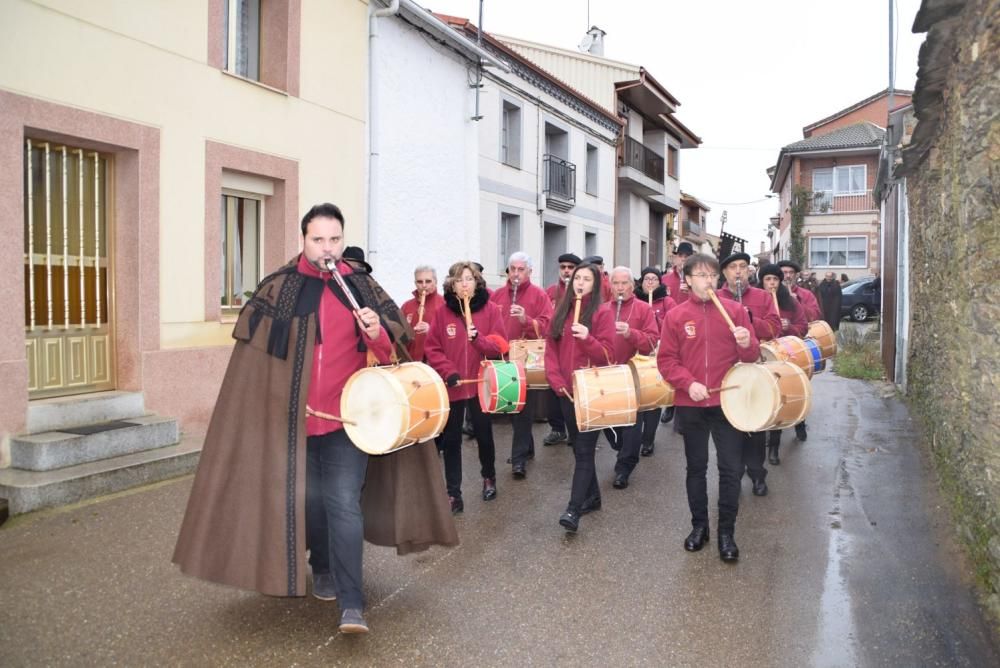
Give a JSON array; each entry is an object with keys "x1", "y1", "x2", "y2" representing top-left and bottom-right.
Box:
[
  {"x1": 657, "y1": 254, "x2": 759, "y2": 562},
  {"x1": 718, "y1": 251, "x2": 781, "y2": 498},
  {"x1": 778, "y1": 259, "x2": 821, "y2": 443},
  {"x1": 544, "y1": 263, "x2": 615, "y2": 533},
  {"x1": 636, "y1": 266, "x2": 677, "y2": 452},
  {"x1": 758, "y1": 263, "x2": 808, "y2": 466},
  {"x1": 661, "y1": 241, "x2": 694, "y2": 304},
  {"x1": 490, "y1": 252, "x2": 553, "y2": 478},
  {"x1": 399, "y1": 265, "x2": 443, "y2": 362},
  {"x1": 424, "y1": 262, "x2": 506, "y2": 514},
  {"x1": 542, "y1": 253, "x2": 581, "y2": 446},
  {"x1": 600, "y1": 267, "x2": 660, "y2": 489}
]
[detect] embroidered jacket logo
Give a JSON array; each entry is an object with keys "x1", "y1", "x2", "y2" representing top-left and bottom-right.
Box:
[
  {"x1": 684, "y1": 320, "x2": 697, "y2": 338},
  {"x1": 446, "y1": 323, "x2": 458, "y2": 338}
]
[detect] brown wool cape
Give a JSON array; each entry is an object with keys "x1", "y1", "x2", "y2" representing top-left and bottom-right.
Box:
[{"x1": 173, "y1": 257, "x2": 458, "y2": 597}]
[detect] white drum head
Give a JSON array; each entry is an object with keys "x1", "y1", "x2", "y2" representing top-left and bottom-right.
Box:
[
  {"x1": 720, "y1": 364, "x2": 779, "y2": 432},
  {"x1": 341, "y1": 368, "x2": 409, "y2": 455}
]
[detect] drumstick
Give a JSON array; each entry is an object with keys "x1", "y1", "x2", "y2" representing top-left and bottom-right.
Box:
[
  {"x1": 707, "y1": 385, "x2": 741, "y2": 394},
  {"x1": 305, "y1": 405, "x2": 358, "y2": 426},
  {"x1": 706, "y1": 288, "x2": 736, "y2": 332},
  {"x1": 455, "y1": 378, "x2": 482, "y2": 386},
  {"x1": 561, "y1": 387, "x2": 574, "y2": 403},
  {"x1": 573, "y1": 295, "x2": 582, "y2": 325}
]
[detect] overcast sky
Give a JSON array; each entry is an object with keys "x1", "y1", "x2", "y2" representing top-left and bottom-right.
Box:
[{"x1": 424, "y1": 0, "x2": 926, "y2": 251}]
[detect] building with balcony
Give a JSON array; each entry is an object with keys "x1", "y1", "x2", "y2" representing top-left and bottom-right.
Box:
[
  {"x1": 768, "y1": 89, "x2": 912, "y2": 280},
  {"x1": 496, "y1": 28, "x2": 701, "y2": 273},
  {"x1": 678, "y1": 192, "x2": 711, "y2": 254}
]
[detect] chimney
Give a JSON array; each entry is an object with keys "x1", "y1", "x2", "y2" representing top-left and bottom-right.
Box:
[{"x1": 579, "y1": 25, "x2": 606, "y2": 57}]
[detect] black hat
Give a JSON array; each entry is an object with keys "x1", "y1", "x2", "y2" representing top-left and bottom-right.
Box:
[
  {"x1": 343, "y1": 246, "x2": 372, "y2": 273},
  {"x1": 581, "y1": 255, "x2": 604, "y2": 266},
  {"x1": 640, "y1": 266, "x2": 662, "y2": 280},
  {"x1": 472, "y1": 261, "x2": 485, "y2": 273},
  {"x1": 557, "y1": 253, "x2": 582, "y2": 265},
  {"x1": 674, "y1": 242, "x2": 694, "y2": 256},
  {"x1": 758, "y1": 263, "x2": 783, "y2": 281},
  {"x1": 777, "y1": 259, "x2": 801, "y2": 273},
  {"x1": 720, "y1": 252, "x2": 752, "y2": 270}
]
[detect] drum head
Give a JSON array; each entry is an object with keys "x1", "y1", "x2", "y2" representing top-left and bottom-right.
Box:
[
  {"x1": 720, "y1": 364, "x2": 779, "y2": 432},
  {"x1": 341, "y1": 368, "x2": 409, "y2": 455}
]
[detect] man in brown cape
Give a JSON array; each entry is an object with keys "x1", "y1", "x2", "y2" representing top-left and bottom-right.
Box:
[{"x1": 173, "y1": 203, "x2": 457, "y2": 634}]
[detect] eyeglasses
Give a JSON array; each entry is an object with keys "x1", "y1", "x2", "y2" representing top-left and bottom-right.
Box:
[{"x1": 690, "y1": 273, "x2": 719, "y2": 280}]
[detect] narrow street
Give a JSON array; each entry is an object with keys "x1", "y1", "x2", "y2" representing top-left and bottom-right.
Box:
[{"x1": 1, "y1": 371, "x2": 996, "y2": 666}]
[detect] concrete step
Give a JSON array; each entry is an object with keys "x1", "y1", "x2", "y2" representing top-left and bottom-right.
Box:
[
  {"x1": 11, "y1": 416, "x2": 180, "y2": 472},
  {"x1": 27, "y1": 391, "x2": 146, "y2": 434},
  {"x1": 0, "y1": 432, "x2": 203, "y2": 516}
]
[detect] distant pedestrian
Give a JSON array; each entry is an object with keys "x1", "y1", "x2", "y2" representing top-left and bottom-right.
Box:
[{"x1": 818, "y1": 272, "x2": 843, "y2": 331}]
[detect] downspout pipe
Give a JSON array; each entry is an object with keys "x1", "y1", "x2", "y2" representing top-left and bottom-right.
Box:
[{"x1": 367, "y1": 0, "x2": 400, "y2": 270}]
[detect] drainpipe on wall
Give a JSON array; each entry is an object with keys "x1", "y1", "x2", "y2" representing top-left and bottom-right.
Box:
[{"x1": 367, "y1": 0, "x2": 401, "y2": 271}]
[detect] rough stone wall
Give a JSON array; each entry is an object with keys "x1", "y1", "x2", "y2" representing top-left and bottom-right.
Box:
[{"x1": 905, "y1": 0, "x2": 1000, "y2": 619}]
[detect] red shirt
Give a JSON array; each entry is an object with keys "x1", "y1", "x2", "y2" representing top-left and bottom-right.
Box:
[
  {"x1": 424, "y1": 292, "x2": 506, "y2": 402},
  {"x1": 546, "y1": 280, "x2": 570, "y2": 309},
  {"x1": 297, "y1": 255, "x2": 392, "y2": 437},
  {"x1": 490, "y1": 278, "x2": 553, "y2": 341},
  {"x1": 778, "y1": 299, "x2": 809, "y2": 337},
  {"x1": 656, "y1": 295, "x2": 760, "y2": 408},
  {"x1": 791, "y1": 286, "x2": 823, "y2": 321},
  {"x1": 661, "y1": 267, "x2": 690, "y2": 304},
  {"x1": 718, "y1": 284, "x2": 782, "y2": 342},
  {"x1": 400, "y1": 289, "x2": 444, "y2": 361},
  {"x1": 543, "y1": 295, "x2": 615, "y2": 398},
  {"x1": 601, "y1": 295, "x2": 660, "y2": 364}
]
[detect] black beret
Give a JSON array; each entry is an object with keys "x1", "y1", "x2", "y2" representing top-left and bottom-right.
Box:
[
  {"x1": 557, "y1": 253, "x2": 582, "y2": 265},
  {"x1": 581, "y1": 255, "x2": 604, "y2": 265},
  {"x1": 720, "y1": 252, "x2": 752, "y2": 270},
  {"x1": 758, "y1": 263, "x2": 783, "y2": 281},
  {"x1": 343, "y1": 246, "x2": 372, "y2": 273},
  {"x1": 674, "y1": 242, "x2": 694, "y2": 256},
  {"x1": 777, "y1": 259, "x2": 801, "y2": 273},
  {"x1": 472, "y1": 261, "x2": 485, "y2": 273},
  {"x1": 640, "y1": 266, "x2": 662, "y2": 279}
]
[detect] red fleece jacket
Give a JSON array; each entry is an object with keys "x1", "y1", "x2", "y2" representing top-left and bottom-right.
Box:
[
  {"x1": 661, "y1": 268, "x2": 690, "y2": 304},
  {"x1": 424, "y1": 292, "x2": 505, "y2": 402},
  {"x1": 601, "y1": 295, "x2": 660, "y2": 364},
  {"x1": 400, "y1": 289, "x2": 444, "y2": 361},
  {"x1": 543, "y1": 295, "x2": 616, "y2": 399},
  {"x1": 297, "y1": 255, "x2": 392, "y2": 437},
  {"x1": 718, "y1": 284, "x2": 782, "y2": 342},
  {"x1": 791, "y1": 285, "x2": 823, "y2": 321},
  {"x1": 656, "y1": 296, "x2": 760, "y2": 408},
  {"x1": 490, "y1": 278, "x2": 553, "y2": 341}
]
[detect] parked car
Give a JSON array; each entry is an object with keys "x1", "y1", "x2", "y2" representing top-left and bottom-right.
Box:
[{"x1": 840, "y1": 278, "x2": 880, "y2": 321}]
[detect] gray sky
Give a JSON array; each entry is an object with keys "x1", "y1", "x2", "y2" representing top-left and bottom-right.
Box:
[{"x1": 424, "y1": 0, "x2": 926, "y2": 251}]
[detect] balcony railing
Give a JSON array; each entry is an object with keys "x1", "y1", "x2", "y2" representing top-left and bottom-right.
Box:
[
  {"x1": 810, "y1": 190, "x2": 876, "y2": 214},
  {"x1": 543, "y1": 154, "x2": 576, "y2": 210},
  {"x1": 622, "y1": 136, "x2": 664, "y2": 184}
]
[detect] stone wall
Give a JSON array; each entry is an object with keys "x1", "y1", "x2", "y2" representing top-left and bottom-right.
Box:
[{"x1": 902, "y1": 0, "x2": 1000, "y2": 620}]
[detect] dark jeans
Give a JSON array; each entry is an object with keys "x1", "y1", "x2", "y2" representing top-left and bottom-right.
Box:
[
  {"x1": 613, "y1": 419, "x2": 644, "y2": 477},
  {"x1": 742, "y1": 430, "x2": 767, "y2": 482},
  {"x1": 305, "y1": 429, "x2": 369, "y2": 609},
  {"x1": 440, "y1": 398, "x2": 496, "y2": 498},
  {"x1": 639, "y1": 408, "x2": 661, "y2": 447},
  {"x1": 560, "y1": 397, "x2": 600, "y2": 510},
  {"x1": 767, "y1": 429, "x2": 781, "y2": 447},
  {"x1": 547, "y1": 389, "x2": 566, "y2": 433},
  {"x1": 676, "y1": 406, "x2": 743, "y2": 533},
  {"x1": 510, "y1": 390, "x2": 538, "y2": 466}
]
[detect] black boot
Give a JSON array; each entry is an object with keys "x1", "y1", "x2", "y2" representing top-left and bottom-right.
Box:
[
  {"x1": 559, "y1": 507, "x2": 580, "y2": 533},
  {"x1": 718, "y1": 533, "x2": 739, "y2": 562},
  {"x1": 795, "y1": 421, "x2": 807, "y2": 442},
  {"x1": 684, "y1": 525, "x2": 709, "y2": 552},
  {"x1": 768, "y1": 444, "x2": 780, "y2": 465}
]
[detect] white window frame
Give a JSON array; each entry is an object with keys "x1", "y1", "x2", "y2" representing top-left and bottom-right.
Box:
[
  {"x1": 809, "y1": 235, "x2": 868, "y2": 268},
  {"x1": 224, "y1": 0, "x2": 261, "y2": 81},
  {"x1": 812, "y1": 165, "x2": 867, "y2": 196},
  {"x1": 498, "y1": 209, "x2": 522, "y2": 274},
  {"x1": 500, "y1": 98, "x2": 522, "y2": 169}
]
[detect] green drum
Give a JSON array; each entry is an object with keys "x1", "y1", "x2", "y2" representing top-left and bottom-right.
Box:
[{"x1": 478, "y1": 360, "x2": 527, "y2": 414}]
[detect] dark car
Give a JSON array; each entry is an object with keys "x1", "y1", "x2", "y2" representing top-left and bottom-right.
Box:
[{"x1": 840, "y1": 278, "x2": 880, "y2": 321}]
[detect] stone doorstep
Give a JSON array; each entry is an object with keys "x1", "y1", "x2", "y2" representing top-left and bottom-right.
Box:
[
  {"x1": 0, "y1": 432, "x2": 204, "y2": 516},
  {"x1": 11, "y1": 416, "x2": 180, "y2": 472},
  {"x1": 26, "y1": 391, "x2": 146, "y2": 434}
]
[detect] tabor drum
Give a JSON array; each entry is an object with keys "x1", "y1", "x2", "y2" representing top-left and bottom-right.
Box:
[
  {"x1": 760, "y1": 336, "x2": 814, "y2": 379},
  {"x1": 628, "y1": 354, "x2": 675, "y2": 411},
  {"x1": 803, "y1": 337, "x2": 826, "y2": 373},
  {"x1": 478, "y1": 360, "x2": 527, "y2": 414},
  {"x1": 807, "y1": 320, "x2": 838, "y2": 360},
  {"x1": 341, "y1": 362, "x2": 450, "y2": 455},
  {"x1": 571, "y1": 365, "x2": 638, "y2": 432},
  {"x1": 720, "y1": 361, "x2": 812, "y2": 432},
  {"x1": 508, "y1": 339, "x2": 547, "y2": 389}
]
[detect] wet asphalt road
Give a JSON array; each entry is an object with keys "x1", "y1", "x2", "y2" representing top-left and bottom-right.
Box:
[{"x1": 1, "y1": 371, "x2": 997, "y2": 666}]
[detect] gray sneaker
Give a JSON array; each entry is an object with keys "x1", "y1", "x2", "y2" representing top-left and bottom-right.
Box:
[
  {"x1": 339, "y1": 608, "x2": 369, "y2": 634},
  {"x1": 312, "y1": 573, "x2": 337, "y2": 601}
]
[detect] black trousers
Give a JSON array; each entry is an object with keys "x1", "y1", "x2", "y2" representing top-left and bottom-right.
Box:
[
  {"x1": 440, "y1": 397, "x2": 496, "y2": 498},
  {"x1": 509, "y1": 390, "x2": 538, "y2": 466},
  {"x1": 639, "y1": 408, "x2": 661, "y2": 447},
  {"x1": 547, "y1": 389, "x2": 566, "y2": 432},
  {"x1": 742, "y1": 430, "x2": 767, "y2": 482},
  {"x1": 613, "y1": 419, "x2": 644, "y2": 477},
  {"x1": 676, "y1": 406, "x2": 743, "y2": 533},
  {"x1": 560, "y1": 396, "x2": 600, "y2": 510}
]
